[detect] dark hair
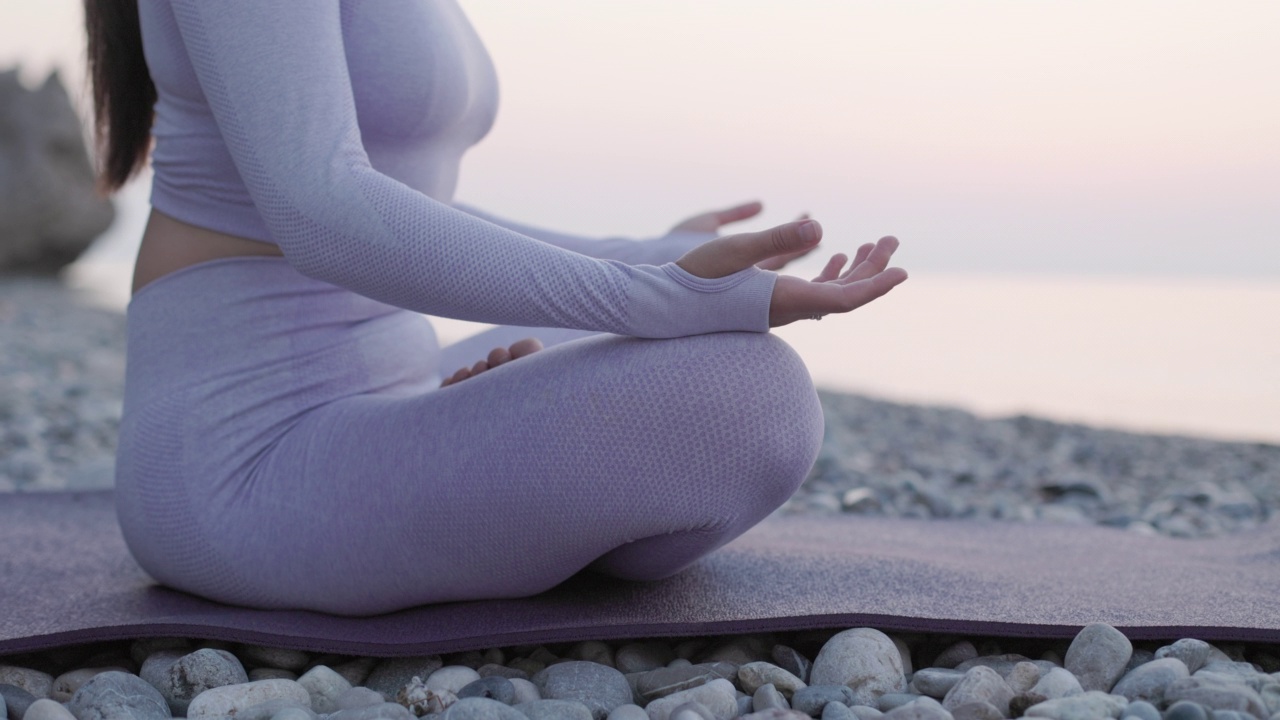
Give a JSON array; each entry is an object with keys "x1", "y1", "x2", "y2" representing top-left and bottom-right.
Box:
[{"x1": 84, "y1": 0, "x2": 156, "y2": 192}]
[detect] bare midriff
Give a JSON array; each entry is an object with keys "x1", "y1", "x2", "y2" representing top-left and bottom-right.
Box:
[{"x1": 132, "y1": 209, "x2": 284, "y2": 295}]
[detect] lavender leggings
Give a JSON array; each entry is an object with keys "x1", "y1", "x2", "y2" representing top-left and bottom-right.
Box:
[{"x1": 115, "y1": 257, "x2": 824, "y2": 615}]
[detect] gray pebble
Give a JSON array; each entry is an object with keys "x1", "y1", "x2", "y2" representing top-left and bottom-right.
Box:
[
  {"x1": 876, "y1": 693, "x2": 921, "y2": 712},
  {"x1": 50, "y1": 669, "x2": 120, "y2": 703},
  {"x1": 569, "y1": 642, "x2": 616, "y2": 669},
  {"x1": 849, "y1": 706, "x2": 885, "y2": 720},
  {"x1": 792, "y1": 685, "x2": 858, "y2": 716},
  {"x1": 515, "y1": 698, "x2": 594, "y2": 720},
  {"x1": 615, "y1": 642, "x2": 675, "y2": 674},
  {"x1": 531, "y1": 661, "x2": 631, "y2": 720},
  {"x1": 1111, "y1": 657, "x2": 1189, "y2": 705},
  {"x1": 438, "y1": 697, "x2": 525, "y2": 719},
  {"x1": 138, "y1": 651, "x2": 183, "y2": 692},
  {"x1": 1165, "y1": 700, "x2": 1210, "y2": 720},
  {"x1": 880, "y1": 698, "x2": 951, "y2": 720},
  {"x1": 699, "y1": 636, "x2": 771, "y2": 666},
  {"x1": 739, "y1": 663, "x2": 806, "y2": 697},
  {"x1": 668, "y1": 659, "x2": 693, "y2": 670},
  {"x1": 811, "y1": 628, "x2": 907, "y2": 707},
  {"x1": 185, "y1": 679, "x2": 310, "y2": 718},
  {"x1": 427, "y1": 667, "x2": 482, "y2": 696},
  {"x1": 22, "y1": 699, "x2": 76, "y2": 720},
  {"x1": 1121, "y1": 699, "x2": 1161, "y2": 720},
  {"x1": 954, "y1": 654, "x2": 1055, "y2": 678},
  {"x1": 932, "y1": 642, "x2": 978, "y2": 670},
  {"x1": 364, "y1": 656, "x2": 443, "y2": 700},
  {"x1": 0, "y1": 667, "x2": 53, "y2": 699},
  {"x1": 771, "y1": 646, "x2": 812, "y2": 685},
  {"x1": 328, "y1": 702, "x2": 416, "y2": 720},
  {"x1": 627, "y1": 663, "x2": 737, "y2": 704},
  {"x1": 1157, "y1": 641, "x2": 1214, "y2": 674},
  {"x1": 1211, "y1": 711, "x2": 1247, "y2": 720},
  {"x1": 297, "y1": 665, "x2": 352, "y2": 714},
  {"x1": 643, "y1": 678, "x2": 737, "y2": 720},
  {"x1": 739, "y1": 693, "x2": 757, "y2": 716},
  {"x1": 163, "y1": 648, "x2": 250, "y2": 715},
  {"x1": 1065, "y1": 624, "x2": 1133, "y2": 692},
  {"x1": 909, "y1": 668, "x2": 965, "y2": 699},
  {"x1": 1198, "y1": 660, "x2": 1263, "y2": 680},
  {"x1": 942, "y1": 666, "x2": 1014, "y2": 716},
  {"x1": 332, "y1": 658, "x2": 377, "y2": 687},
  {"x1": 509, "y1": 678, "x2": 540, "y2": 704},
  {"x1": 738, "y1": 709, "x2": 809, "y2": 719},
  {"x1": 1029, "y1": 667, "x2": 1085, "y2": 700},
  {"x1": 949, "y1": 701, "x2": 1004, "y2": 720},
  {"x1": 1, "y1": 683, "x2": 37, "y2": 719},
  {"x1": 1006, "y1": 661, "x2": 1042, "y2": 694},
  {"x1": 753, "y1": 683, "x2": 789, "y2": 712},
  {"x1": 1021, "y1": 689, "x2": 1128, "y2": 719},
  {"x1": 891, "y1": 638, "x2": 913, "y2": 677},
  {"x1": 271, "y1": 709, "x2": 317, "y2": 720},
  {"x1": 821, "y1": 703, "x2": 859, "y2": 720},
  {"x1": 1165, "y1": 677, "x2": 1268, "y2": 719},
  {"x1": 1124, "y1": 649, "x2": 1155, "y2": 673},
  {"x1": 238, "y1": 646, "x2": 311, "y2": 673},
  {"x1": 229, "y1": 699, "x2": 317, "y2": 720},
  {"x1": 605, "y1": 704, "x2": 648, "y2": 720},
  {"x1": 478, "y1": 664, "x2": 527, "y2": 681},
  {"x1": 336, "y1": 686, "x2": 386, "y2": 710},
  {"x1": 457, "y1": 676, "x2": 515, "y2": 704},
  {"x1": 250, "y1": 668, "x2": 298, "y2": 681},
  {"x1": 66, "y1": 671, "x2": 171, "y2": 720},
  {"x1": 668, "y1": 700, "x2": 715, "y2": 720}
]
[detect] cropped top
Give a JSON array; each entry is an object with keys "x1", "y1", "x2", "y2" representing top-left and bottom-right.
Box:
[{"x1": 137, "y1": 1, "x2": 776, "y2": 337}]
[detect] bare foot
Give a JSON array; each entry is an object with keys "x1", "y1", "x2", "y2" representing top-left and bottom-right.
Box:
[{"x1": 439, "y1": 337, "x2": 543, "y2": 388}]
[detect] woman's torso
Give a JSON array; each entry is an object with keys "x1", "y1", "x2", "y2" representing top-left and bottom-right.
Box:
[{"x1": 132, "y1": 0, "x2": 499, "y2": 294}]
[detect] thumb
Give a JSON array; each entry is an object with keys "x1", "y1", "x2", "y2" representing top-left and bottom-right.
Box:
[{"x1": 677, "y1": 220, "x2": 821, "y2": 279}]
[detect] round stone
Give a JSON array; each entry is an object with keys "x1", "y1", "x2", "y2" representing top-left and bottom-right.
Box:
[
  {"x1": 1065, "y1": 623, "x2": 1133, "y2": 692},
  {"x1": 909, "y1": 669, "x2": 965, "y2": 699},
  {"x1": 66, "y1": 671, "x2": 171, "y2": 720},
  {"x1": 297, "y1": 665, "x2": 353, "y2": 714},
  {"x1": 810, "y1": 628, "x2": 908, "y2": 707},
  {"x1": 1164, "y1": 677, "x2": 1268, "y2": 719},
  {"x1": 23, "y1": 698, "x2": 77, "y2": 720},
  {"x1": 457, "y1": 676, "x2": 516, "y2": 704},
  {"x1": 668, "y1": 701, "x2": 715, "y2": 720},
  {"x1": 439, "y1": 696, "x2": 526, "y2": 719},
  {"x1": 771, "y1": 645, "x2": 813, "y2": 685},
  {"x1": 1021, "y1": 690, "x2": 1129, "y2": 719},
  {"x1": 249, "y1": 668, "x2": 297, "y2": 681},
  {"x1": 1006, "y1": 662, "x2": 1042, "y2": 694},
  {"x1": 753, "y1": 683, "x2": 789, "y2": 712},
  {"x1": 1165, "y1": 700, "x2": 1210, "y2": 720},
  {"x1": 821, "y1": 703, "x2": 859, "y2": 720},
  {"x1": 792, "y1": 685, "x2": 858, "y2": 716},
  {"x1": 162, "y1": 648, "x2": 249, "y2": 715},
  {"x1": 510, "y1": 678, "x2": 540, "y2": 704},
  {"x1": 1, "y1": 683, "x2": 37, "y2": 719},
  {"x1": 1029, "y1": 667, "x2": 1085, "y2": 700},
  {"x1": 364, "y1": 656, "x2": 444, "y2": 700},
  {"x1": 569, "y1": 642, "x2": 616, "y2": 669},
  {"x1": 628, "y1": 662, "x2": 738, "y2": 705},
  {"x1": 515, "y1": 698, "x2": 595, "y2": 719},
  {"x1": 1121, "y1": 699, "x2": 1161, "y2": 720},
  {"x1": 848, "y1": 706, "x2": 885, "y2": 720},
  {"x1": 877, "y1": 693, "x2": 921, "y2": 711},
  {"x1": 606, "y1": 704, "x2": 649, "y2": 720},
  {"x1": 1156, "y1": 641, "x2": 1213, "y2": 674},
  {"x1": 51, "y1": 668, "x2": 122, "y2": 703},
  {"x1": 880, "y1": 698, "x2": 952, "y2": 720},
  {"x1": 949, "y1": 701, "x2": 1004, "y2": 720},
  {"x1": 327, "y1": 702, "x2": 414, "y2": 720},
  {"x1": 739, "y1": 662, "x2": 807, "y2": 697},
  {"x1": 932, "y1": 642, "x2": 978, "y2": 669},
  {"x1": 942, "y1": 666, "x2": 1014, "y2": 716},
  {"x1": 531, "y1": 661, "x2": 632, "y2": 720},
  {"x1": 336, "y1": 686, "x2": 386, "y2": 710},
  {"x1": 642, "y1": 678, "x2": 738, "y2": 720},
  {"x1": 739, "y1": 709, "x2": 810, "y2": 719},
  {"x1": 1111, "y1": 657, "x2": 1189, "y2": 705},
  {"x1": 615, "y1": 642, "x2": 676, "y2": 674},
  {"x1": 185, "y1": 679, "x2": 310, "y2": 718},
  {"x1": 237, "y1": 645, "x2": 311, "y2": 672},
  {"x1": 427, "y1": 666, "x2": 483, "y2": 695},
  {"x1": 0, "y1": 666, "x2": 54, "y2": 699}
]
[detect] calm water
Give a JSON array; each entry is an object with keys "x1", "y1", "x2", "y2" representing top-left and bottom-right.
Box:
[{"x1": 64, "y1": 180, "x2": 1280, "y2": 444}]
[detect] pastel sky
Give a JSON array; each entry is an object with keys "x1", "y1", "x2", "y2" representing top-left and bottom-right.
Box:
[{"x1": 4, "y1": 1, "x2": 1278, "y2": 278}]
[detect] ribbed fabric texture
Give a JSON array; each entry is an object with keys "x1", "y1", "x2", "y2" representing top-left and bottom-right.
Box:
[
  {"x1": 138, "y1": 0, "x2": 777, "y2": 337},
  {"x1": 116, "y1": 259, "x2": 824, "y2": 615}
]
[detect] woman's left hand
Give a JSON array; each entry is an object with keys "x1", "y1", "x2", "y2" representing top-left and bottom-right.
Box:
[{"x1": 669, "y1": 200, "x2": 817, "y2": 271}]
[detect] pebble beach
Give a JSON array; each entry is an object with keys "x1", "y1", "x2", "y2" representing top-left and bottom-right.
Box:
[{"x1": 2, "y1": 275, "x2": 1278, "y2": 720}]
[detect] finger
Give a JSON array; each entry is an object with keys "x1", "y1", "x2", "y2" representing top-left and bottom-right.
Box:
[
  {"x1": 839, "y1": 267, "x2": 909, "y2": 310},
  {"x1": 509, "y1": 337, "x2": 543, "y2": 359},
  {"x1": 756, "y1": 243, "x2": 818, "y2": 271},
  {"x1": 846, "y1": 243, "x2": 875, "y2": 275},
  {"x1": 843, "y1": 236, "x2": 900, "y2": 283},
  {"x1": 487, "y1": 346, "x2": 511, "y2": 367},
  {"x1": 714, "y1": 200, "x2": 763, "y2": 226},
  {"x1": 813, "y1": 253, "x2": 847, "y2": 282}
]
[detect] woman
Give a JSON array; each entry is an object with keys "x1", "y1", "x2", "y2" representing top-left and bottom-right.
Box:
[{"x1": 89, "y1": 0, "x2": 908, "y2": 615}]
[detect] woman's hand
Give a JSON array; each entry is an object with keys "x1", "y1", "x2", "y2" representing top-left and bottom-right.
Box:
[
  {"x1": 669, "y1": 200, "x2": 817, "y2": 272},
  {"x1": 675, "y1": 219, "x2": 908, "y2": 328}
]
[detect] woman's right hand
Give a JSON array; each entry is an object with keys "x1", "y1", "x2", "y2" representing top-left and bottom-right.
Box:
[{"x1": 675, "y1": 219, "x2": 908, "y2": 328}]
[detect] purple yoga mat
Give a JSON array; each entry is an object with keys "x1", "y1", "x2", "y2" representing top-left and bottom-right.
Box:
[{"x1": 2, "y1": 490, "x2": 1278, "y2": 657}]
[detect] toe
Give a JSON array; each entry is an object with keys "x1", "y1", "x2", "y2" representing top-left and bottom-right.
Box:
[
  {"x1": 471, "y1": 360, "x2": 489, "y2": 376},
  {"x1": 509, "y1": 337, "x2": 544, "y2": 359},
  {"x1": 487, "y1": 346, "x2": 511, "y2": 367}
]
